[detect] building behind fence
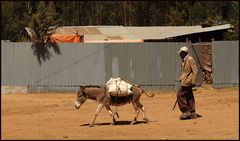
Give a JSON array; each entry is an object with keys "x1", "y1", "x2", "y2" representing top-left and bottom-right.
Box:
[{"x1": 1, "y1": 41, "x2": 238, "y2": 93}]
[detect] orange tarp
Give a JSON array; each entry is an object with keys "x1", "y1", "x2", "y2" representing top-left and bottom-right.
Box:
[{"x1": 50, "y1": 35, "x2": 81, "y2": 43}]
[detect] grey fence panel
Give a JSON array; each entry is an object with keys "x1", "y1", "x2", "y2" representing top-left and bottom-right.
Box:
[
  {"x1": 212, "y1": 41, "x2": 239, "y2": 88},
  {"x1": 39, "y1": 43, "x2": 106, "y2": 86},
  {"x1": 2, "y1": 41, "x2": 206, "y2": 92},
  {"x1": 1, "y1": 42, "x2": 34, "y2": 85},
  {"x1": 1, "y1": 42, "x2": 107, "y2": 92},
  {"x1": 28, "y1": 43, "x2": 106, "y2": 92},
  {"x1": 104, "y1": 42, "x2": 188, "y2": 90}
]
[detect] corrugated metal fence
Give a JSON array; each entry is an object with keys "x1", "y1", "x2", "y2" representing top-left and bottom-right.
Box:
[
  {"x1": 212, "y1": 41, "x2": 239, "y2": 88},
  {"x1": 1, "y1": 41, "x2": 238, "y2": 93}
]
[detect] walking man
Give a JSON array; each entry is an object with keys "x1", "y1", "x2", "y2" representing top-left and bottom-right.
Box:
[{"x1": 177, "y1": 46, "x2": 198, "y2": 120}]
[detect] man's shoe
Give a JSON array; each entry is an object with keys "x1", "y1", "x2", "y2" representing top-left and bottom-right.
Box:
[
  {"x1": 179, "y1": 112, "x2": 190, "y2": 120},
  {"x1": 190, "y1": 112, "x2": 197, "y2": 119}
]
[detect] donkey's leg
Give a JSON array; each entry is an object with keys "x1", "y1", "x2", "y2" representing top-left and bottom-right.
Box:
[
  {"x1": 105, "y1": 105, "x2": 116, "y2": 125},
  {"x1": 131, "y1": 102, "x2": 140, "y2": 125},
  {"x1": 89, "y1": 103, "x2": 104, "y2": 127},
  {"x1": 137, "y1": 102, "x2": 149, "y2": 123}
]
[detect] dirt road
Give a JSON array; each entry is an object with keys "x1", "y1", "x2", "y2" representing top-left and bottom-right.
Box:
[{"x1": 1, "y1": 86, "x2": 239, "y2": 140}]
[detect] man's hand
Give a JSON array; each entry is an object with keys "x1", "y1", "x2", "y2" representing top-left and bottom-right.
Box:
[
  {"x1": 191, "y1": 83, "x2": 196, "y2": 87},
  {"x1": 175, "y1": 79, "x2": 181, "y2": 82}
]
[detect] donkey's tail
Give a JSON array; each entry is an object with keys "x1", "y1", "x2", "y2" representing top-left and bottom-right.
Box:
[
  {"x1": 134, "y1": 85, "x2": 155, "y2": 97},
  {"x1": 142, "y1": 88, "x2": 155, "y2": 97}
]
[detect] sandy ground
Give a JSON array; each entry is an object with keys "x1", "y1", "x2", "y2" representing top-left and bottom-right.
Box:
[{"x1": 1, "y1": 86, "x2": 239, "y2": 140}]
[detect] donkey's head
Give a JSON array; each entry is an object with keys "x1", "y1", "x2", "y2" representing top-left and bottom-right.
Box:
[{"x1": 74, "y1": 86, "x2": 87, "y2": 109}]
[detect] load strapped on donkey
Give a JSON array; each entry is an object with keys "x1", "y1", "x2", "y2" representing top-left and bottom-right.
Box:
[
  {"x1": 106, "y1": 77, "x2": 133, "y2": 96},
  {"x1": 106, "y1": 77, "x2": 135, "y2": 105}
]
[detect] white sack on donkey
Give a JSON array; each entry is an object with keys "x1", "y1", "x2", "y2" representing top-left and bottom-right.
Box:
[{"x1": 106, "y1": 77, "x2": 133, "y2": 96}]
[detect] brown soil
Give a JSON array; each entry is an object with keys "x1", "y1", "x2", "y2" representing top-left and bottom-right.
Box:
[{"x1": 1, "y1": 86, "x2": 239, "y2": 140}]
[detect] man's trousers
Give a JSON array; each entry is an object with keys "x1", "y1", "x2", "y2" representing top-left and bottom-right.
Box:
[{"x1": 177, "y1": 86, "x2": 195, "y2": 113}]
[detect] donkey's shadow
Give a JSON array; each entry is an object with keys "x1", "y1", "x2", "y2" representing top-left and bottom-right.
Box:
[{"x1": 80, "y1": 120, "x2": 156, "y2": 127}]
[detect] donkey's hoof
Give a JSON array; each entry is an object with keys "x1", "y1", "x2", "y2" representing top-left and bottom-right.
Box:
[
  {"x1": 130, "y1": 120, "x2": 137, "y2": 125},
  {"x1": 143, "y1": 117, "x2": 149, "y2": 123},
  {"x1": 89, "y1": 123, "x2": 94, "y2": 127},
  {"x1": 111, "y1": 118, "x2": 116, "y2": 125},
  {"x1": 111, "y1": 122, "x2": 116, "y2": 125}
]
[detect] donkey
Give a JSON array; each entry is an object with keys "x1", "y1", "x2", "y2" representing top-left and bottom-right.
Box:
[{"x1": 74, "y1": 85, "x2": 154, "y2": 127}]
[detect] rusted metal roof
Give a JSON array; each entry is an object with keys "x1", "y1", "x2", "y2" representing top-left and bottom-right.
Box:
[
  {"x1": 106, "y1": 36, "x2": 123, "y2": 40},
  {"x1": 126, "y1": 26, "x2": 203, "y2": 39},
  {"x1": 164, "y1": 24, "x2": 233, "y2": 38},
  {"x1": 86, "y1": 27, "x2": 102, "y2": 35},
  {"x1": 30, "y1": 24, "x2": 233, "y2": 42}
]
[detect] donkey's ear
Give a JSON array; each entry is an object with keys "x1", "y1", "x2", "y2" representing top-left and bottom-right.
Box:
[{"x1": 83, "y1": 82, "x2": 86, "y2": 86}]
